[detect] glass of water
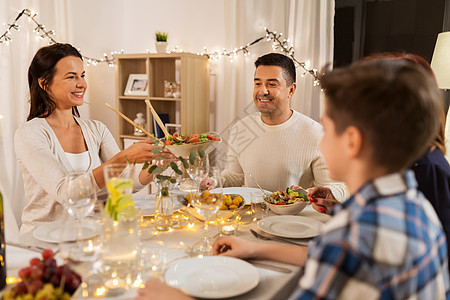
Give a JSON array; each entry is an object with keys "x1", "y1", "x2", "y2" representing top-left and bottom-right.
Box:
[{"x1": 251, "y1": 192, "x2": 268, "y2": 221}]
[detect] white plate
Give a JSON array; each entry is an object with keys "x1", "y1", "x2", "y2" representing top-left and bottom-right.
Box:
[
  {"x1": 221, "y1": 187, "x2": 271, "y2": 204},
  {"x1": 33, "y1": 219, "x2": 99, "y2": 243},
  {"x1": 258, "y1": 215, "x2": 323, "y2": 238},
  {"x1": 165, "y1": 256, "x2": 259, "y2": 299}
]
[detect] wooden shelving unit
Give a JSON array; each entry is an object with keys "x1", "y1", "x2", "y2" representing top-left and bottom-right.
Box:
[{"x1": 114, "y1": 53, "x2": 210, "y2": 149}]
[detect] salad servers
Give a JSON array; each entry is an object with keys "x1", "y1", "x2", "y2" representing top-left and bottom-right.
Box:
[{"x1": 249, "y1": 173, "x2": 270, "y2": 196}]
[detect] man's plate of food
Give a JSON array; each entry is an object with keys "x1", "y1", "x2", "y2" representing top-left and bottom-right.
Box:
[{"x1": 162, "y1": 132, "x2": 221, "y2": 158}]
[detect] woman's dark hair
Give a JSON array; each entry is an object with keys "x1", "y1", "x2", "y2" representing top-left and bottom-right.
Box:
[
  {"x1": 27, "y1": 43, "x2": 83, "y2": 121},
  {"x1": 359, "y1": 52, "x2": 446, "y2": 155}
]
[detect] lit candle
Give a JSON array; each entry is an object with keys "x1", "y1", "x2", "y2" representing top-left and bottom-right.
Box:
[{"x1": 220, "y1": 224, "x2": 237, "y2": 236}]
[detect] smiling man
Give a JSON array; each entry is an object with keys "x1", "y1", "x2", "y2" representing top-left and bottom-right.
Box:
[{"x1": 220, "y1": 53, "x2": 347, "y2": 203}]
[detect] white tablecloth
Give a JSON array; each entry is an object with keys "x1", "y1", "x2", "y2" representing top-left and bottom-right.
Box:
[{"x1": 11, "y1": 194, "x2": 330, "y2": 300}]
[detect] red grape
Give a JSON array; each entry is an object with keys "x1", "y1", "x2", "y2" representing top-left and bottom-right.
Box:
[
  {"x1": 18, "y1": 266, "x2": 32, "y2": 279},
  {"x1": 44, "y1": 257, "x2": 57, "y2": 268},
  {"x1": 28, "y1": 280, "x2": 43, "y2": 294},
  {"x1": 15, "y1": 281, "x2": 28, "y2": 295},
  {"x1": 30, "y1": 267, "x2": 44, "y2": 280},
  {"x1": 41, "y1": 249, "x2": 54, "y2": 260},
  {"x1": 29, "y1": 257, "x2": 41, "y2": 266}
]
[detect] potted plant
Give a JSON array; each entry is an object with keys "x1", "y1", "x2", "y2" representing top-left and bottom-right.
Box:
[{"x1": 155, "y1": 32, "x2": 168, "y2": 53}]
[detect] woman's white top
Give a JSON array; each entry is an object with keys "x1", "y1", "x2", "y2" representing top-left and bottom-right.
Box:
[{"x1": 64, "y1": 151, "x2": 90, "y2": 173}]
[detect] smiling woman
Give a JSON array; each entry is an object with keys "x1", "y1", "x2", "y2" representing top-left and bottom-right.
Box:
[{"x1": 14, "y1": 43, "x2": 172, "y2": 236}]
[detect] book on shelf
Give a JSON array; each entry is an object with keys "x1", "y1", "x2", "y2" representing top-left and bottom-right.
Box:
[{"x1": 153, "y1": 113, "x2": 170, "y2": 138}]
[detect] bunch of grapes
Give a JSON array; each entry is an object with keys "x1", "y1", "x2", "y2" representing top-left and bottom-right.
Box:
[{"x1": 4, "y1": 249, "x2": 82, "y2": 300}]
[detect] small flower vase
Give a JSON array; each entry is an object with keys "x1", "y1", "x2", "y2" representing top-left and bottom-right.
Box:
[
  {"x1": 154, "y1": 181, "x2": 174, "y2": 231},
  {"x1": 155, "y1": 41, "x2": 168, "y2": 53}
]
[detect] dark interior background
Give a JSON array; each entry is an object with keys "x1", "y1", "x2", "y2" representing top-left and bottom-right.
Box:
[{"x1": 334, "y1": 0, "x2": 450, "y2": 67}]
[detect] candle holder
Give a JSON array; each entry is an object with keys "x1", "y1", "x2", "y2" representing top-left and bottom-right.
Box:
[{"x1": 217, "y1": 213, "x2": 241, "y2": 236}]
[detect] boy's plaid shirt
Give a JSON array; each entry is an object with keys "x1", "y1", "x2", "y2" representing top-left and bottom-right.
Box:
[{"x1": 297, "y1": 171, "x2": 449, "y2": 299}]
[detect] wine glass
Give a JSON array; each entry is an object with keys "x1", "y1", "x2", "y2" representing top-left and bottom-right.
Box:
[
  {"x1": 186, "y1": 153, "x2": 210, "y2": 191},
  {"x1": 58, "y1": 214, "x2": 102, "y2": 298},
  {"x1": 190, "y1": 166, "x2": 223, "y2": 256},
  {"x1": 64, "y1": 172, "x2": 97, "y2": 241}
]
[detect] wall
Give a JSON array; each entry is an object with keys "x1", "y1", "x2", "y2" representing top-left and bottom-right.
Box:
[{"x1": 67, "y1": 0, "x2": 226, "y2": 138}]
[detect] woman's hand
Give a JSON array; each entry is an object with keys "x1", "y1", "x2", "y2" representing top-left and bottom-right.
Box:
[
  {"x1": 120, "y1": 139, "x2": 174, "y2": 164},
  {"x1": 213, "y1": 236, "x2": 258, "y2": 259},
  {"x1": 307, "y1": 186, "x2": 337, "y2": 214},
  {"x1": 135, "y1": 279, "x2": 193, "y2": 300}
]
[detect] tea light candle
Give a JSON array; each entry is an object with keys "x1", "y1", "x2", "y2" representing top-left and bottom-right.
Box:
[
  {"x1": 105, "y1": 278, "x2": 126, "y2": 295},
  {"x1": 220, "y1": 224, "x2": 237, "y2": 236}
]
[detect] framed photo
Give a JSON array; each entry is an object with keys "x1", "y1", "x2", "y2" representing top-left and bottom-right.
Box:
[
  {"x1": 124, "y1": 74, "x2": 148, "y2": 96},
  {"x1": 164, "y1": 81, "x2": 181, "y2": 98}
]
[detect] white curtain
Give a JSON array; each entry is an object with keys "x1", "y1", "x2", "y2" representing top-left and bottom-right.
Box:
[
  {"x1": 0, "y1": 0, "x2": 70, "y2": 241},
  {"x1": 211, "y1": 0, "x2": 334, "y2": 167}
]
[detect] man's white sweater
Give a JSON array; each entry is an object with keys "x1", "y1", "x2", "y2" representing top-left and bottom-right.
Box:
[{"x1": 221, "y1": 110, "x2": 347, "y2": 202}]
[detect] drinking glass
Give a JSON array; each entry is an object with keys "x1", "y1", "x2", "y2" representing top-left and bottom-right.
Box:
[
  {"x1": 102, "y1": 164, "x2": 140, "y2": 294},
  {"x1": 58, "y1": 214, "x2": 102, "y2": 298},
  {"x1": 186, "y1": 153, "x2": 210, "y2": 190},
  {"x1": 190, "y1": 166, "x2": 223, "y2": 256},
  {"x1": 251, "y1": 192, "x2": 268, "y2": 221},
  {"x1": 139, "y1": 241, "x2": 166, "y2": 281},
  {"x1": 64, "y1": 172, "x2": 97, "y2": 241}
]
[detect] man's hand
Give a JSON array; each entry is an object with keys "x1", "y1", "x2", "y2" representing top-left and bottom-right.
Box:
[
  {"x1": 200, "y1": 177, "x2": 216, "y2": 190},
  {"x1": 135, "y1": 279, "x2": 193, "y2": 300},
  {"x1": 307, "y1": 186, "x2": 338, "y2": 214}
]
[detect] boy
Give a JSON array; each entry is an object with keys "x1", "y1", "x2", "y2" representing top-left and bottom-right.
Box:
[{"x1": 136, "y1": 59, "x2": 449, "y2": 299}]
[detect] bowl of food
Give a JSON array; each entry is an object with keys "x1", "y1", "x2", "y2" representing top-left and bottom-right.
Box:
[
  {"x1": 162, "y1": 132, "x2": 221, "y2": 158},
  {"x1": 264, "y1": 188, "x2": 309, "y2": 215},
  {"x1": 176, "y1": 191, "x2": 245, "y2": 221}
]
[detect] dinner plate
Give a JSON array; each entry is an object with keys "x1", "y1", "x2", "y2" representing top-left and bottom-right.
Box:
[
  {"x1": 221, "y1": 187, "x2": 271, "y2": 204},
  {"x1": 165, "y1": 256, "x2": 259, "y2": 299},
  {"x1": 33, "y1": 219, "x2": 99, "y2": 243},
  {"x1": 258, "y1": 215, "x2": 323, "y2": 238}
]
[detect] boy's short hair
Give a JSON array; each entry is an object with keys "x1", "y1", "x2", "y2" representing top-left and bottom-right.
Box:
[
  {"x1": 255, "y1": 53, "x2": 296, "y2": 86},
  {"x1": 320, "y1": 59, "x2": 442, "y2": 172}
]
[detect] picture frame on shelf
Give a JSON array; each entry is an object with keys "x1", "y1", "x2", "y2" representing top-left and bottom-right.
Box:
[
  {"x1": 164, "y1": 80, "x2": 181, "y2": 98},
  {"x1": 124, "y1": 74, "x2": 148, "y2": 96},
  {"x1": 166, "y1": 123, "x2": 181, "y2": 135}
]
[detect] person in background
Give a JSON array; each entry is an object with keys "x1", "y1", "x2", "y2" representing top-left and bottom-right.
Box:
[
  {"x1": 136, "y1": 58, "x2": 449, "y2": 299},
  {"x1": 209, "y1": 53, "x2": 347, "y2": 204},
  {"x1": 14, "y1": 43, "x2": 168, "y2": 236}
]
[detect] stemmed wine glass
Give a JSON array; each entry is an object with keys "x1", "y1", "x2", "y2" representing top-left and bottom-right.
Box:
[
  {"x1": 63, "y1": 172, "x2": 98, "y2": 241},
  {"x1": 190, "y1": 166, "x2": 223, "y2": 256},
  {"x1": 186, "y1": 153, "x2": 210, "y2": 191}
]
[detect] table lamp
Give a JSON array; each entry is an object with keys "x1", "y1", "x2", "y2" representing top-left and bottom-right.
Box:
[
  {"x1": 431, "y1": 31, "x2": 450, "y2": 107},
  {"x1": 431, "y1": 31, "x2": 450, "y2": 162}
]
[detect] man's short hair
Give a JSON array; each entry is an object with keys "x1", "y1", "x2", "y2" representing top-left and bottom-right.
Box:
[
  {"x1": 255, "y1": 53, "x2": 296, "y2": 86},
  {"x1": 320, "y1": 59, "x2": 442, "y2": 172}
]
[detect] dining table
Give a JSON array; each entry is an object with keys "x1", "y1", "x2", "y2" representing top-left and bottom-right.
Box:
[{"x1": 8, "y1": 189, "x2": 330, "y2": 300}]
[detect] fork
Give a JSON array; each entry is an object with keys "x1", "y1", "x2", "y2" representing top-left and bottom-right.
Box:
[{"x1": 249, "y1": 229, "x2": 309, "y2": 246}]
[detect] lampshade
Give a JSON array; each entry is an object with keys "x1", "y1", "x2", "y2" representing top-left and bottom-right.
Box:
[{"x1": 431, "y1": 31, "x2": 450, "y2": 89}]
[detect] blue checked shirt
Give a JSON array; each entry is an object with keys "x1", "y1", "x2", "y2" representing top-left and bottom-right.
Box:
[{"x1": 297, "y1": 171, "x2": 450, "y2": 299}]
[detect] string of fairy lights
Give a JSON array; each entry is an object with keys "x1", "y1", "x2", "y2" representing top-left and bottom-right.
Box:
[{"x1": 1, "y1": 8, "x2": 319, "y2": 84}]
